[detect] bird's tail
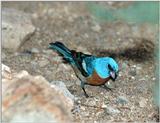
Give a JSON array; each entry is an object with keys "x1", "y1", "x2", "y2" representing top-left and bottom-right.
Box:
[{"x1": 49, "y1": 41, "x2": 73, "y2": 63}]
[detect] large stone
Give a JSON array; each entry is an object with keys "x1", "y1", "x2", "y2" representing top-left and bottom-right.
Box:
[
  {"x1": 2, "y1": 70, "x2": 73, "y2": 123},
  {"x1": 51, "y1": 81, "x2": 76, "y2": 101},
  {"x1": 2, "y1": 8, "x2": 35, "y2": 51}
]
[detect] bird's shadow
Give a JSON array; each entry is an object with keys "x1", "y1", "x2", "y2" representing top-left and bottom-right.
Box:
[{"x1": 91, "y1": 38, "x2": 155, "y2": 62}]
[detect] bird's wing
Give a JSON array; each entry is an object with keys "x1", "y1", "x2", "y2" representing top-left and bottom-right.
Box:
[
  {"x1": 82, "y1": 56, "x2": 96, "y2": 77},
  {"x1": 71, "y1": 50, "x2": 95, "y2": 77}
]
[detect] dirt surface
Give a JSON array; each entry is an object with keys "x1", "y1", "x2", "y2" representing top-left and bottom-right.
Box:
[{"x1": 2, "y1": 2, "x2": 159, "y2": 122}]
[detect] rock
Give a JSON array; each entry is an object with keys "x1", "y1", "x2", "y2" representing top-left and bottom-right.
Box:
[
  {"x1": 51, "y1": 81, "x2": 76, "y2": 101},
  {"x1": 105, "y1": 106, "x2": 120, "y2": 115},
  {"x1": 139, "y1": 97, "x2": 147, "y2": 107},
  {"x1": 131, "y1": 76, "x2": 135, "y2": 80},
  {"x1": 129, "y1": 67, "x2": 136, "y2": 76},
  {"x1": 5, "y1": 110, "x2": 59, "y2": 123},
  {"x1": 31, "y1": 61, "x2": 38, "y2": 69},
  {"x1": 43, "y1": 49, "x2": 53, "y2": 55},
  {"x1": 71, "y1": 105, "x2": 80, "y2": 114},
  {"x1": 105, "y1": 81, "x2": 114, "y2": 89},
  {"x1": 152, "y1": 77, "x2": 156, "y2": 81},
  {"x1": 2, "y1": 70, "x2": 73, "y2": 123},
  {"x1": 91, "y1": 24, "x2": 101, "y2": 32},
  {"x1": 116, "y1": 96, "x2": 129, "y2": 105},
  {"x1": 101, "y1": 103, "x2": 107, "y2": 108},
  {"x1": 2, "y1": 8, "x2": 35, "y2": 52},
  {"x1": 31, "y1": 48, "x2": 39, "y2": 54},
  {"x1": 85, "y1": 98, "x2": 97, "y2": 107},
  {"x1": 38, "y1": 59, "x2": 49, "y2": 67},
  {"x1": 2, "y1": 64, "x2": 12, "y2": 80},
  {"x1": 81, "y1": 106, "x2": 85, "y2": 111}
]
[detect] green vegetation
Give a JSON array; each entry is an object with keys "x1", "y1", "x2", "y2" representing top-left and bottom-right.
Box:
[{"x1": 87, "y1": 2, "x2": 159, "y2": 24}]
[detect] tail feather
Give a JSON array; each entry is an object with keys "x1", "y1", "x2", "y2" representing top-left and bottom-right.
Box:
[
  {"x1": 49, "y1": 41, "x2": 90, "y2": 77},
  {"x1": 49, "y1": 41, "x2": 73, "y2": 62},
  {"x1": 49, "y1": 42, "x2": 71, "y2": 54}
]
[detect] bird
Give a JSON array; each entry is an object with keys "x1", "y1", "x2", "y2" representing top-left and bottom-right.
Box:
[{"x1": 49, "y1": 41, "x2": 119, "y2": 97}]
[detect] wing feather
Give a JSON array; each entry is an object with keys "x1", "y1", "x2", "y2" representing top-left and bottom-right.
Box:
[{"x1": 71, "y1": 51, "x2": 95, "y2": 77}]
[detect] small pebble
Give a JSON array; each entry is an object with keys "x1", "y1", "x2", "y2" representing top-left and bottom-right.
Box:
[
  {"x1": 101, "y1": 103, "x2": 107, "y2": 108},
  {"x1": 43, "y1": 49, "x2": 53, "y2": 55},
  {"x1": 94, "y1": 97, "x2": 99, "y2": 102},
  {"x1": 133, "y1": 65, "x2": 136, "y2": 68},
  {"x1": 31, "y1": 61, "x2": 37, "y2": 69},
  {"x1": 116, "y1": 96, "x2": 129, "y2": 105},
  {"x1": 136, "y1": 66, "x2": 142, "y2": 70},
  {"x1": 71, "y1": 105, "x2": 80, "y2": 114},
  {"x1": 106, "y1": 81, "x2": 114, "y2": 89},
  {"x1": 81, "y1": 106, "x2": 85, "y2": 111},
  {"x1": 84, "y1": 112, "x2": 90, "y2": 116},
  {"x1": 91, "y1": 24, "x2": 101, "y2": 32},
  {"x1": 38, "y1": 59, "x2": 49, "y2": 67},
  {"x1": 105, "y1": 106, "x2": 120, "y2": 115},
  {"x1": 77, "y1": 100, "x2": 81, "y2": 103},
  {"x1": 152, "y1": 77, "x2": 156, "y2": 80},
  {"x1": 139, "y1": 98, "x2": 147, "y2": 107},
  {"x1": 31, "y1": 48, "x2": 39, "y2": 54},
  {"x1": 116, "y1": 31, "x2": 120, "y2": 35},
  {"x1": 129, "y1": 68, "x2": 136, "y2": 76},
  {"x1": 131, "y1": 76, "x2": 135, "y2": 79}
]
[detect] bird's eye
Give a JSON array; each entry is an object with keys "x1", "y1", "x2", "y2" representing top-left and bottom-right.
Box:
[{"x1": 108, "y1": 64, "x2": 114, "y2": 71}]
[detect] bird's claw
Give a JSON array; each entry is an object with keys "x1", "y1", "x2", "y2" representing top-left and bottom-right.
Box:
[
  {"x1": 85, "y1": 93, "x2": 89, "y2": 98},
  {"x1": 102, "y1": 85, "x2": 113, "y2": 91}
]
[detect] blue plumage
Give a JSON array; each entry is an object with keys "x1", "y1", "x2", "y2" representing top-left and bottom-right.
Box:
[
  {"x1": 94, "y1": 57, "x2": 118, "y2": 78},
  {"x1": 82, "y1": 57, "x2": 118, "y2": 78},
  {"x1": 49, "y1": 42, "x2": 74, "y2": 63},
  {"x1": 82, "y1": 56, "x2": 96, "y2": 76},
  {"x1": 49, "y1": 41, "x2": 119, "y2": 97}
]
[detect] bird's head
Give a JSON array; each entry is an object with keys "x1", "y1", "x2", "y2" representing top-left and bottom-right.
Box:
[{"x1": 107, "y1": 58, "x2": 119, "y2": 81}]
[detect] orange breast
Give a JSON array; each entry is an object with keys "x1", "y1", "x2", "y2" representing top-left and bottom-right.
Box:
[{"x1": 86, "y1": 70, "x2": 110, "y2": 86}]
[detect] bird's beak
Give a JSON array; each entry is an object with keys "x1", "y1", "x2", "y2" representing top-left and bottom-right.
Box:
[{"x1": 110, "y1": 71, "x2": 117, "y2": 81}]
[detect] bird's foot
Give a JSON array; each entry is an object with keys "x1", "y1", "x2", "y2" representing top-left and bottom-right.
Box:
[
  {"x1": 102, "y1": 84, "x2": 113, "y2": 91},
  {"x1": 84, "y1": 93, "x2": 89, "y2": 98}
]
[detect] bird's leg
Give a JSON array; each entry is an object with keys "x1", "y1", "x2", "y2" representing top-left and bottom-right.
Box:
[
  {"x1": 81, "y1": 82, "x2": 89, "y2": 98},
  {"x1": 72, "y1": 65, "x2": 89, "y2": 97},
  {"x1": 102, "y1": 84, "x2": 112, "y2": 91}
]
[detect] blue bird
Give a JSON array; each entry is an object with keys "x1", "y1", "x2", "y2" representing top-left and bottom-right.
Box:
[{"x1": 49, "y1": 41, "x2": 119, "y2": 97}]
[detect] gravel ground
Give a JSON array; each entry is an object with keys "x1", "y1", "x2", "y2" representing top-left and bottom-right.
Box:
[{"x1": 2, "y1": 2, "x2": 159, "y2": 122}]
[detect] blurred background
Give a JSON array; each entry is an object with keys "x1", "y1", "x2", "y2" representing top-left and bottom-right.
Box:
[{"x1": 2, "y1": 1, "x2": 159, "y2": 122}]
